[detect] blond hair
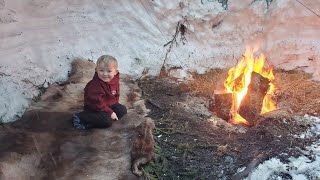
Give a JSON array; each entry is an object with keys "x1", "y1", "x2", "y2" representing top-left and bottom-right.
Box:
[{"x1": 96, "y1": 55, "x2": 118, "y2": 68}]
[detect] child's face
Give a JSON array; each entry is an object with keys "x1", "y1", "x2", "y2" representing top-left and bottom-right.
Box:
[{"x1": 96, "y1": 62, "x2": 118, "y2": 82}]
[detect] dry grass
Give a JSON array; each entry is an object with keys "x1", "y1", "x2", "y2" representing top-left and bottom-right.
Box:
[
  {"x1": 181, "y1": 68, "x2": 320, "y2": 116},
  {"x1": 180, "y1": 69, "x2": 229, "y2": 97},
  {"x1": 273, "y1": 70, "x2": 320, "y2": 115}
]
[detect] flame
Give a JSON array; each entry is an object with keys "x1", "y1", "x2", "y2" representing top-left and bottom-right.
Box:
[{"x1": 224, "y1": 48, "x2": 276, "y2": 125}]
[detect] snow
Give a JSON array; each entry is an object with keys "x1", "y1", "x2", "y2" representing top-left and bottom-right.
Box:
[
  {"x1": 246, "y1": 116, "x2": 320, "y2": 180},
  {"x1": 246, "y1": 144, "x2": 320, "y2": 180},
  {"x1": 298, "y1": 115, "x2": 320, "y2": 139},
  {"x1": 1, "y1": 0, "x2": 319, "y2": 122},
  {"x1": 0, "y1": 0, "x2": 320, "y2": 177}
]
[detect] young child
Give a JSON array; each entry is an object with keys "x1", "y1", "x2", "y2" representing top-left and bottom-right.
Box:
[{"x1": 73, "y1": 55, "x2": 127, "y2": 129}]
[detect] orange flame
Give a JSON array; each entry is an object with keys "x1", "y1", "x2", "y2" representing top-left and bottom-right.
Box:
[{"x1": 224, "y1": 48, "x2": 276, "y2": 125}]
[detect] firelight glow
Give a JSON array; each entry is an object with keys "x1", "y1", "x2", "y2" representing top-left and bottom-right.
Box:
[{"x1": 224, "y1": 48, "x2": 276, "y2": 126}]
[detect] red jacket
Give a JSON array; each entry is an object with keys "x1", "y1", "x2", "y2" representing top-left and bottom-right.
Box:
[{"x1": 83, "y1": 72, "x2": 120, "y2": 114}]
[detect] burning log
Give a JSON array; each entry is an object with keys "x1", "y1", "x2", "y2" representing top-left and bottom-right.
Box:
[
  {"x1": 238, "y1": 72, "x2": 270, "y2": 125},
  {"x1": 209, "y1": 48, "x2": 276, "y2": 126},
  {"x1": 210, "y1": 72, "x2": 272, "y2": 125},
  {"x1": 210, "y1": 93, "x2": 233, "y2": 121}
]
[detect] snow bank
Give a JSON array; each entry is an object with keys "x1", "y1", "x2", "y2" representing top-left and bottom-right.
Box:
[
  {"x1": 0, "y1": 0, "x2": 166, "y2": 122},
  {"x1": 152, "y1": 0, "x2": 320, "y2": 77}
]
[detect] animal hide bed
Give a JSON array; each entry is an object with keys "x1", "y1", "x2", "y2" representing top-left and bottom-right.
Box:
[{"x1": 0, "y1": 59, "x2": 155, "y2": 180}]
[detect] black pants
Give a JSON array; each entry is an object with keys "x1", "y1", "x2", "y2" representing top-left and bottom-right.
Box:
[{"x1": 78, "y1": 103, "x2": 127, "y2": 129}]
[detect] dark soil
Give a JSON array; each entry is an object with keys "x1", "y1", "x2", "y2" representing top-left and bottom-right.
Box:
[{"x1": 138, "y1": 78, "x2": 316, "y2": 180}]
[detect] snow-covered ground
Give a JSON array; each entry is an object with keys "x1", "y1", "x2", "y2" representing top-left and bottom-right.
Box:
[
  {"x1": 246, "y1": 115, "x2": 320, "y2": 180},
  {"x1": 0, "y1": 0, "x2": 320, "y2": 178}
]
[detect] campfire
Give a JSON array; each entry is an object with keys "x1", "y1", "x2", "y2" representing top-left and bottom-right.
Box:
[{"x1": 212, "y1": 48, "x2": 277, "y2": 126}]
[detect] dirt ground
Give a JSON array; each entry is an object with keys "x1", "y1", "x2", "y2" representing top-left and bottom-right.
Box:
[{"x1": 138, "y1": 76, "x2": 318, "y2": 180}]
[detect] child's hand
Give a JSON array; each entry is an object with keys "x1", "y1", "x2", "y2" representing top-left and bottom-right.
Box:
[{"x1": 111, "y1": 112, "x2": 118, "y2": 121}]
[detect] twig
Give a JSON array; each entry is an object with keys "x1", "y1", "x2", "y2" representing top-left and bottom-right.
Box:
[
  {"x1": 161, "y1": 22, "x2": 181, "y2": 74},
  {"x1": 292, "y1": 66, "x2": 309, "y2": 71},
  {"x1": 23, "y1": 79, "x2": 47, "y2": 90},
  {"x1": 156, "y1": 128, "x2": 176, "y2": 135},
  {"x1": 230, "y1": 153, "x2": 267, "y2": 180},
  {"x1": 146, "y1": 99, "x2": 163, "y2": 110},
  {"x1": 274, "y1": 60, "x2": 291, "y2": 68},
  {"x1": 160, "y1": 19, "x2": 189, "y2": 77},
  {"x1": 0, "y1": 72, "x2": 10, "y2": 76},
  {"x1": 294, "y1": 0, "x2": 320, "y2": 18}
]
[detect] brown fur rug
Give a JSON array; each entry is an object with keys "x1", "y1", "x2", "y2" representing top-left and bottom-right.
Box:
[{"x1": 0, "y1": 59, "x2": 154, "y2": 180}]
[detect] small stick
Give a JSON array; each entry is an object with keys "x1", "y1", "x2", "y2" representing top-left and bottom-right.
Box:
[
  {"x1": 230, "y1": 153, "x2": 267, "y2": 180},
  {"x1": 146, "y1": 99, "x2": 163, "y2": 110}
]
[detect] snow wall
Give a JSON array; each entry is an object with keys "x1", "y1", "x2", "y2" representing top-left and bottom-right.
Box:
[{"x1": 0, "y1": 0, "x2": 319, "y2": 122}]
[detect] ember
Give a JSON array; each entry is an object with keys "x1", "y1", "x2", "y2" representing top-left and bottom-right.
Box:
[{"x1": 215, "y1": 48, "x2": 276, "y2": 126}]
